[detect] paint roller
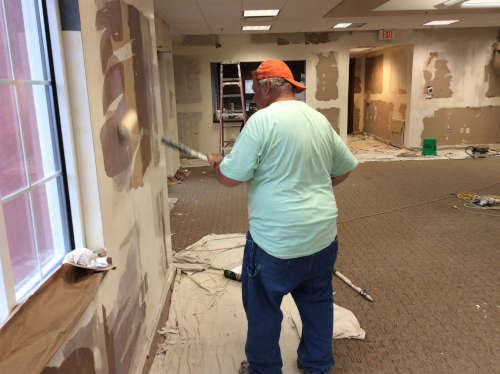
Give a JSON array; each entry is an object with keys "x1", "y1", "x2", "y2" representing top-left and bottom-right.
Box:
[{"x1": 117, "y1": 109, "x2": 208, "y2": 161}]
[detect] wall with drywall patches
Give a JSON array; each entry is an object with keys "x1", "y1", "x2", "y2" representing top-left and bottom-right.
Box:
[
  {"x1": 172, "y1": 28, "x2": 500, "y2": 151},
  {"x1": 362, "y1": 45, "x2": 413, "y2": 146},
  {"x1": 42, "y1": 1, "x2": 174, "y2": 373},
  {"x1": 409, "y1": 28, "x2": 500, "y2": 147},
  {"x1": 172, "y1": 33, "x2": 351, "y2": 154}
]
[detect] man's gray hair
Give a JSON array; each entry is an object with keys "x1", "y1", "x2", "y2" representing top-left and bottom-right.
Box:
[{"x1": 257, "y1": 77, "x2": 293, "y2": 92}]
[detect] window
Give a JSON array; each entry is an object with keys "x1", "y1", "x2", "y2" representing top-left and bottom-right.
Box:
[{"x1": 0, "y1": 0, "x2": 72, "y2": 320}]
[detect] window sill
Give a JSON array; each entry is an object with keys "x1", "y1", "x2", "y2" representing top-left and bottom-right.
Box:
[{"x1": 0, "y1": 264, "x2": 105, "y2": 373}]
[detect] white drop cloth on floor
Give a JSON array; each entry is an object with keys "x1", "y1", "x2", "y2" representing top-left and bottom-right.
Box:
[{"x1": 150, "y1": 234, "x2": 365, "y2": 374}]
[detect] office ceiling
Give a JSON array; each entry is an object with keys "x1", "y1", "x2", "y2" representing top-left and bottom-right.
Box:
[{"x1": 155, "y1": 0, "x2": 500, "y2": 35}]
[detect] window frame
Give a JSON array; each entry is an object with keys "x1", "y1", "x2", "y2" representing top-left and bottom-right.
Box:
[{"x1": 0, "y1": 0, "x2": 84, "y2": 323}]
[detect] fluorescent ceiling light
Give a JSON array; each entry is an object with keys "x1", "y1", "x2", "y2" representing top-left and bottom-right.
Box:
[
  {"x1": 244, "y1": 9, "x2": 280, "y2": 17},
  {"x1": 442, "y1": 0, "x2": 463, "y2": 5},
  {"x1": 461, "y1": 0, "x2": 500, "y2": 7},
  {"x1": 333, "y1": 23, "x2": 352, "y2": 29},
  {"x1": 423, "y1": 19, "x2": 460, "y2": 25},
  {"x1": 242, "y1": 25, "x2": 271, "y2": 31}
]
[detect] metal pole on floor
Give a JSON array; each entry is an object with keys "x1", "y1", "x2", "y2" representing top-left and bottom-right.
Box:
[{"x1": 334, "y1": 268, "x2": 374, "y2": 302}]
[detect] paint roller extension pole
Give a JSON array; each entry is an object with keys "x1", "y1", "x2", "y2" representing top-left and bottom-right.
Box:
[
  {"x1": 334, "y1": 268, "x2": 374, "y2": 302},
  {"x1": 161, "y1": 137, "x2": 208, "y2": 161}
]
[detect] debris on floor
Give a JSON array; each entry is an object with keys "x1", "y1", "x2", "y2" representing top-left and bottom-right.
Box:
[
  {"x1": 168, "y1": 197, "x2": 178, "y2": 211},
  {"x1": 167, "y1": 168, "x2": 192, "y2": 185},
  {"x1": 150, "y1": 234, "x2": 365, "y2": 374},
  {"x1": 464, "y1": 145, "x2": 500, "y2": 159},
  {"x1": 456, "y1": 192, "x2": 500, "y2": 210},
  {"x1": 347, "y1": 134, "x2": 468, "y2": 163}
]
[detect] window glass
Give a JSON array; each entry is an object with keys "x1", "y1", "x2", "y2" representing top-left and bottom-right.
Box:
[
  {"x1": 0, "y1": 0, "x2": 12, "y2": 79},
  {"x1": 3, "y1": 193, "x2": 40, "y2": 291},
  {"x1": 17, "y1": 84, "x2": 60, "y2": 183},
  {"x1": 31, "y1": 177, "x2": 70, "y2": 276},
  {"x1": 0, "y1": 84, "x2": 27, "y2": 197},
  {"x1": 4, "y1": 0, "x2": 49, "y2": 81}
]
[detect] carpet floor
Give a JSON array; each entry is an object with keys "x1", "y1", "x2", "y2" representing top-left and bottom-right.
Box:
[{"x1": 167, "y1": 158, "x2": 500, "y2": 374}]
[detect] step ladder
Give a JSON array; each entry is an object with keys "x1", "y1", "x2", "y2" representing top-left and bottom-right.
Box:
[{"x1": 219, "y1": 62, "x2": 247, "y2": 155}]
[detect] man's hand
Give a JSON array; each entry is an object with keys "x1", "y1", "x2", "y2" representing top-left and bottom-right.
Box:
[
  {"x1": 207, "y1": 153, "x2": 223, "y2": 168},
  {"x1": 207, "y1": 153, "x2": 241, "y2": 187}
]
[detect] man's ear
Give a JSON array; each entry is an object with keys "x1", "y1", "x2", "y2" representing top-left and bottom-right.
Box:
[{"x1": 262, "y1": 81, "x2": 272, "y2": 95}]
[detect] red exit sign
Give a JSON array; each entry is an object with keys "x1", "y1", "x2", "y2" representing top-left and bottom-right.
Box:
[{"x1": 379, "y1": 29, "x2": 395, "y2": 40}]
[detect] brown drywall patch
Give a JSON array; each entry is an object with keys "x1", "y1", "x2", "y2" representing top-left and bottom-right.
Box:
[
  {"x1": 305, "y1": 32, "x2": 330, "y2": 44},
  {"x1": 173, "y1": 55, "x2": 202, "y2": 104},
  {"x1": 100, "y1": 99, "x2": 131, "y2": 179},
  {"x1": 423, "y1": 53, "x2": 453, "y2": 98},
  {"x1": 97, "y1": 1, "x2": 154, "y2": 189},
  {"x1": 129, "y1": 4, "x2": 156, "y2": 179},
  {"x1": 364, "y1": 100, "x2": 394, "y2": 141},
  {"x1": 42, "y1": 312, "x2": 107, "y2": 373},
  {"x1": 422, "y1": 106, "x2": 500, "y2": 145},
  {"x1": 354, "y1": 76, "x2": 361, "y2": 94},
  {"x1": 315, "y1": 52, "x2": 338, "y2": 101},
  {"x1": 102, "y1": 224, "x2": 146, "y2": 374},
  {"x1": 177, "y1": 112, "x2": 202, "y2": 152},
  {"x1": 317, "y1": 107, "x2": 340, "y2": 133},
  {"x1": 353, "y1": 106, "x2": 361, "y2": 133},
  {"x1": 485, "y1": 41, "x2": 500, "y2": 97},
  {"x1": 42, "y1": 349, "x2": 96, "y2": 374},
  {"x1": 426, "y1": 52, "x2": 439, "y2": 66},
  {"x1": 277, "y1": 38, "x2": 290, "y2": 45},
  {"x1": 389, "y1": 51, "x2": 408, "y2": 94},
  {"x1": 365, "y1": 55, "x2": 383, "y2": 94},
  {"x1": 399, "y1": 103, "x2": 407, "y2": 119},
  {"x1": 103, "y1": 63, "x2": 124, "y2": 113},
  {"x1": 96, "y1": 1, "x2": 123, "y2": 72}
]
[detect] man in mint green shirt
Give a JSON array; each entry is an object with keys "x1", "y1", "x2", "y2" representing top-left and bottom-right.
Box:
[{"x1": 208, "y1": 59, "x2": 358, "y2": 374}]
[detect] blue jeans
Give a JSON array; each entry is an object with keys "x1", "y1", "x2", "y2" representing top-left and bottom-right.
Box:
[{"x1": 242, "y1": 232, "x2": 338, "y2": 374}]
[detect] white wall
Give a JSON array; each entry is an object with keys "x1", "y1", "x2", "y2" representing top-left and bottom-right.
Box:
[{"x1": 173, "y1": 34, "x2": 352, "y2": 154}]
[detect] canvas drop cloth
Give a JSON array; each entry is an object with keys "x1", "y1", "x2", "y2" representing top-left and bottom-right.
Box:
[{"x1": 150, "y1": 234, "x2": 365, "y2": 374}]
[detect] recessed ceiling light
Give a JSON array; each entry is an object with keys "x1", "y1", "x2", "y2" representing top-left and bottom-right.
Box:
[
  {"x1": 423, "y1": 19, "x2": 460, "y2": 25},
  {"x1": 243, "y1": 9, "x2": 280, "y2": 17},
  {"x1": 242, "y1": 25, "x2": 272, "y2": 31},
  {"x1": 333, "y1": 23, "x2": 352, "y2": 29},
  {"x1": 461, "y1": 0, "x2": 500, "y2": 7},
  {"x1": 350, "y1": 47, "x2": 373, "y2": 53}
]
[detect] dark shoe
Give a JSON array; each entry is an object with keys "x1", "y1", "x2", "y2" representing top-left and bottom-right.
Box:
[
  {"x1": 297, "y1": 358, "x2": 327, "y2": 374},
  {"x1": 239, "y1": 360, "x2": 249, "y2": 374}
]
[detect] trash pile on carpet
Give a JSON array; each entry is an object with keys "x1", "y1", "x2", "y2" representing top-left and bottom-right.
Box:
[{"x1": 150, "y1": 233, "x2": 365, "y2": 374}]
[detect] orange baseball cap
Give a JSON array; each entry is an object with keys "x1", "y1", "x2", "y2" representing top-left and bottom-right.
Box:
[{"x1": 253, "y1": 59, "x2": 306, "y2": 93}]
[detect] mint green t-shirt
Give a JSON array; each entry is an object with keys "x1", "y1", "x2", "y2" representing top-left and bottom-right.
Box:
[{"x1": 219, "y1": 100, "x2": 358, "y2": 259}]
